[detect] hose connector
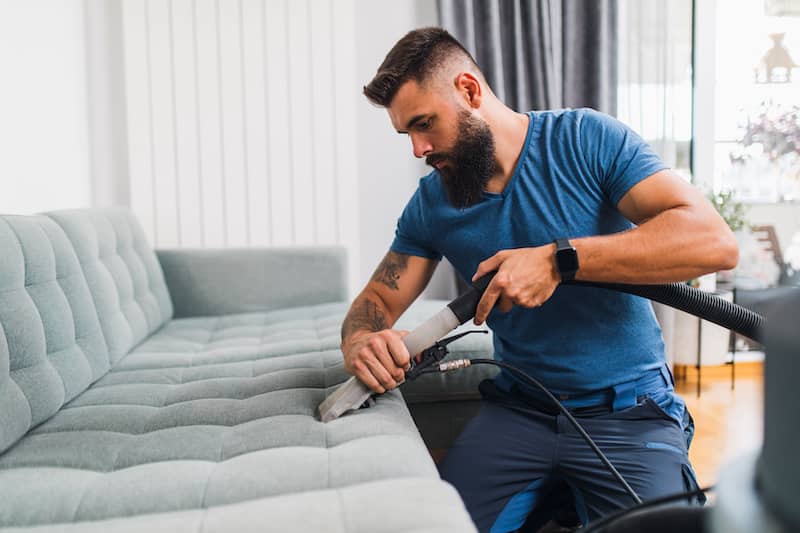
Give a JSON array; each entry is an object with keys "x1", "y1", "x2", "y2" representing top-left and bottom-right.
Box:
[{"x1": 438, "y1": 359, "x2": 472, "y2": 372}]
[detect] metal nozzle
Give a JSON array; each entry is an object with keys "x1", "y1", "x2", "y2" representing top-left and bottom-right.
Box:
[{"x1": 439, "y1": 359, "x2": 472, "y2": 372}]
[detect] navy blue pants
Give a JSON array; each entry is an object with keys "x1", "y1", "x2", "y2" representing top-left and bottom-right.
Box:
[{"x1": 438, "y1": 379, "x2": 702, "y2": 532}]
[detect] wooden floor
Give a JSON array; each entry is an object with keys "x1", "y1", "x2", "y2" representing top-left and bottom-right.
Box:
[{"x1": 674, "y1": 361, "x2": 764, "y2": 488}]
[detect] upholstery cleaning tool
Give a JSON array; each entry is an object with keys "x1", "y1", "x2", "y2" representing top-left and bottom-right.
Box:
[
  {"x1": 317, "y1": 273, "x2": 495, "y2": 422},
  {"x1": 319, "y1": 275, "x2": 765, "y2": 423}
]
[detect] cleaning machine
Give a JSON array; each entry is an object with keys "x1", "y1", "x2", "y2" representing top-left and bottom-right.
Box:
[{"x1": 317, "y1": 273, "x2": 798, "y2": 532}]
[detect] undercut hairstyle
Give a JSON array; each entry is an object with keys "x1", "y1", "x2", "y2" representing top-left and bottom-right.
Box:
[{"x1": 363, "y1": 27, "x2": 480, "y2": 107}]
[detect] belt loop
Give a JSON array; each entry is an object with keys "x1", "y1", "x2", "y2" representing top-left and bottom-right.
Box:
[{"x1": 612, "y1": 380, "x2": 637, "y2": 412}]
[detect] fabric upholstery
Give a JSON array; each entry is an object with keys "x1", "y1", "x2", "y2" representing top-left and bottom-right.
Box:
[
  {"x1": 45, "y1": 208, "x2": 173, "y2": 364},
  {"x1": 157, "y1": 247, "x2": 348, "y2": 318},
  {"x1": 0, "y1": 297, "x2": 483, "y2": 531},
  {"x1": 105, "y1": 299, "x2": 495, "y2": 401},
  {"x1": 0, "y1": 478, "x2": 476, "y2": 533},
  {"x1": 0, "y1": 303, "x2": 474, "y2": 530},
  {"x1": 0, "y1": 209, "x2": 486, "y2": 532},
  {"x1": 0, "y1": 215, "x2": 109, "y2": 455}
]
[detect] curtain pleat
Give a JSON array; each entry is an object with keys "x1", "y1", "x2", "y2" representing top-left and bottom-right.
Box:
[{"x1": 438, "y1": 0, "x2": 617, "y2": 114}]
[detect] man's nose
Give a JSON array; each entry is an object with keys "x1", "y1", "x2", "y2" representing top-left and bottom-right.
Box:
[{"x1": 410, "y1": 134, "x2": 433, "y2": 159}]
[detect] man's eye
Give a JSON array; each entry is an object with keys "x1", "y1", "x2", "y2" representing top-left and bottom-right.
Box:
[{"x1": 418, "y1": 120, "x2": 431, "y2": 130}]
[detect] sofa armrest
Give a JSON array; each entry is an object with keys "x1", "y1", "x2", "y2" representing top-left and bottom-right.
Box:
[{"x1": 156, "y1": 246, "x2": 348, "y2": 318}]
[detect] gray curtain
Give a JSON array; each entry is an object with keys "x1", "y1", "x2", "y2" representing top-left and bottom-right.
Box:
[{"x1": 437, "y1": 0, "x2": 618, "y2": 115}]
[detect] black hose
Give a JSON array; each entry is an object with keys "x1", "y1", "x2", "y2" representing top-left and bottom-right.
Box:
[
  {"x1": 419, "y1": 275, "x2": 763, "y2": 516},
  {"x1": 469, "y1": 358, "x2": 644, "y2": 505},
  {"x1": 566, "y1": 281, "x2": 765, "y2": 344},
  {"x1": 581, "y1": 485, "x2": 713, "y2": 532}
]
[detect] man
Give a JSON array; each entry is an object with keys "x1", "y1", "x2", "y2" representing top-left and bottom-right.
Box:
[{"x1": 340, "y1": 27, "x2": 737, "y2": 532}]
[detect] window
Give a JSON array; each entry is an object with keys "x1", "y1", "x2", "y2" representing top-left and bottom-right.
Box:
[
  {"x1": 713, "y1": 0, "x2": 800, "y2": 203},
  {"x1": 617, "y1": 0, "x2": 694, "y2": 181}
]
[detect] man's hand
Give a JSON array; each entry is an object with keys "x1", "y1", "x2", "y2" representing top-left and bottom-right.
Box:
[
  {"x1": 472, "y1": 244, "x2": 561, "y2": 324},
  {"x1": 342, "y1": 330, "x2": 411, "y2": 394}
]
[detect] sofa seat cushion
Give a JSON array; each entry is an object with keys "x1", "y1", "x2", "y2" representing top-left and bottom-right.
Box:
[
  {"x1": 0, "y1": 352, "x2": 438, "y2": 527},
  {"x1": 110, "y1": 302, "x2": 348, "y2": 372},
  {"x1": 102, "y1": 299, "x2": 495, "y2": 405},
  {"x1": 0, "y1": 478, "x2": 476, "y2": 533},
  {"x1": 0, "y1": 299, "x2": 490, "y2": 530}
]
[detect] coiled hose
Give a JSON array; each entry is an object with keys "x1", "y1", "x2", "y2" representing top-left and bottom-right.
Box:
[{"x1": 566, "y1": 281, "x2": 764, "y2": 344}]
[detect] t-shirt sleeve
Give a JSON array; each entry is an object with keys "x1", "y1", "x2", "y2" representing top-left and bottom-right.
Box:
[
  {"x1": 578, "y1": 109, "x2": 668, "y2": 206},
  {"x1": 390, "y1": 186, "x2": 443, "y2": 260}
]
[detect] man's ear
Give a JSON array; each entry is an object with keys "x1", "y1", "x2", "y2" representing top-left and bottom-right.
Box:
[{"x1": 454, "y1": 72, "x2": 482, "y2": 109}]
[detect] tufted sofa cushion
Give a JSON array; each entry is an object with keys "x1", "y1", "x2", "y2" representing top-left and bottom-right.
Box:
[
  {"x1": 0, "y1": 215, "x2": 110, "y2": 455},
  {"x1": 0, "y1": 303, "x2": 476, "y2": 531},
  {"x1": 0, "y1": 478, "x2": 475, "y2": 533},
  {"x1": 45, "y1": 208, "x2": 172, "y2": 364}
]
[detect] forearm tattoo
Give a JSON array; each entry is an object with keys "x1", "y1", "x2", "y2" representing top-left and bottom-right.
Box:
[
  {"x1": 371, "y1": 252, "x2": 409, "y2": 290},
  {"x1": 341, "y1": 298, "x2": 387, "y2": 339}
]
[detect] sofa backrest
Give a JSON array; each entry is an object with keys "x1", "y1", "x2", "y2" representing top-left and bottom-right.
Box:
[
  {"x1": 0, "y1": 215, "x2": 110, "y2": 454},
  {"x1": 45, "y1": 208, "x2": 173, "y2": 364}
]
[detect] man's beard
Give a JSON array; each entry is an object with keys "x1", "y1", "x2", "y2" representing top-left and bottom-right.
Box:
[{"x1": 426, "y1": 111, "x2": 497, "y2": 209}]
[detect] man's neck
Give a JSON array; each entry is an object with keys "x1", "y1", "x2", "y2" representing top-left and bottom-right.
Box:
[{"x1": 484, "y1": 105, "x2": 530, "y2": 194}]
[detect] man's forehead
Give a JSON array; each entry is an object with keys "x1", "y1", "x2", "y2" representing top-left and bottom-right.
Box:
[{"x1": 388, "y1": 79, "x2": 442, "y2": 130}]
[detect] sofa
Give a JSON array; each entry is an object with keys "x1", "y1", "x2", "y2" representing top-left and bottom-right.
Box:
[{"x1": 0, "y1": 208, "x2": 495, "y2": 532}]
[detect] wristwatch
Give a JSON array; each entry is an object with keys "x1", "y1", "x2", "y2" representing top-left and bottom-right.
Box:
[{"x1": 553, "y1": 238, "x2": 579, "y2": 281}]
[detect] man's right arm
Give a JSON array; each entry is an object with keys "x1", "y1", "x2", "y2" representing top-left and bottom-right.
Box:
[{"x1": 341, "y1": 251, "x2": 438, "y2": 393}]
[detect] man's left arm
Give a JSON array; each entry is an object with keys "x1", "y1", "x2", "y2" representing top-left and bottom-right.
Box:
[{"x1": 472, "y1": 169, "x2": 739, "y2": 324}]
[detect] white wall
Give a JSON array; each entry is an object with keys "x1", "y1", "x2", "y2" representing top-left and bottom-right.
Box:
[{"x1": 0, "y1": 1, "x2": 91, "y2": 214}]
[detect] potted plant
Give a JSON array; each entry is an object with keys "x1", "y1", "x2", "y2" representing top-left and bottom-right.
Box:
[{"x1": 703, "y1": 189, "x2": 749, "y2": 286}]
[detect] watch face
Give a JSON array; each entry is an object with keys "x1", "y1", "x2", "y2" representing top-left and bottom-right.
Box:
[{"x1": 557, "y1": 248, "x2": 579, "y2": 272}]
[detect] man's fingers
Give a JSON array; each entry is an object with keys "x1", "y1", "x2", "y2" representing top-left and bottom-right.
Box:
[
  {"x1": 373, "y1": 350, "x2": 404, "y2": 385},
  {"x1": 385, "y1": 333, "x2": 411, "y2": 373},
  {"x1": 364, "y1": 336, "x2": 403, "y2": 388},
  {"x1": 351, "y1": 361, "x2": 385, "y2": 394},
  {"x1": 498, "y1": 295, "x2": 514, "y2": 313},
  {"x1": 474, "y1": 270, "x2": 514, "y2": 323},
  {"x1": 373, "y1": 339, "x2": 407, "y2": 381},
  {"x1": 344, "y1": 330, "x2": 414, "y2": 393},
  {"x1": 474, "y1": 282, "x2": 501, "y2": 324},
  {"x1": 472, "y1": 254, "x2": 502, "y2": 282},
  {"x1": 363, "y1": 356, "x2": 398, "y2": 391}
]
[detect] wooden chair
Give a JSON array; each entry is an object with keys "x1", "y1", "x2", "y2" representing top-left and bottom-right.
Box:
[{"x1": 750, "y1": 224, "x2": 784, "y2": 269}]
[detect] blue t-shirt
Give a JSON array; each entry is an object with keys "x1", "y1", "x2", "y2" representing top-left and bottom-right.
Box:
[{"x1": 391, "y1": 108, "x2": 670, "y2": 396}]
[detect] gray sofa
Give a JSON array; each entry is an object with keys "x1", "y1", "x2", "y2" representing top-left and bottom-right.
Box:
[{"x1": 0, "y1": 208, "x2": 493, "y2": 532}]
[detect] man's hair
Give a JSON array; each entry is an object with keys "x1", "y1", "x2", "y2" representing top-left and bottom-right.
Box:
[{"x1": 363, "y1": 27, "x2": 480, "y2": 107}]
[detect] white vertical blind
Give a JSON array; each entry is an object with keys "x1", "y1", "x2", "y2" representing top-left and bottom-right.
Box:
[
  {"x1": 122, "y1": 1, "x2": 157, "y2": 240},
  {"x1": 120, "y1": 0, "x2": 359, "y2": 273}
]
